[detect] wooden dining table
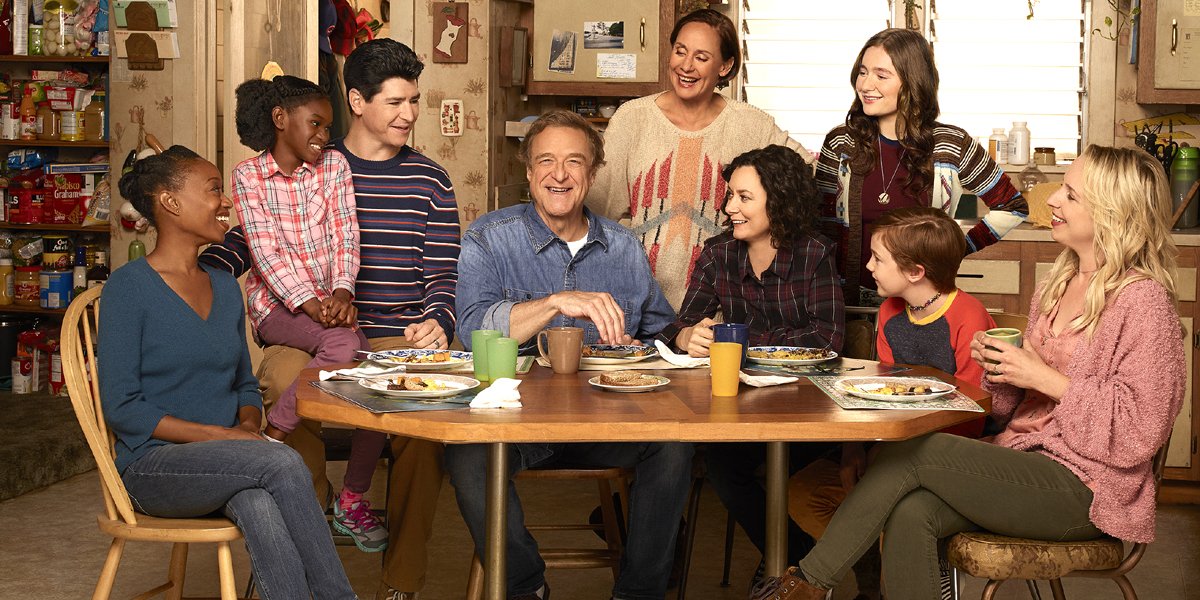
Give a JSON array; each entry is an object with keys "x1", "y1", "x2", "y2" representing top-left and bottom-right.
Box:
[{"x1": 297, "y1": 361, "x2": 990, "y2": 600}]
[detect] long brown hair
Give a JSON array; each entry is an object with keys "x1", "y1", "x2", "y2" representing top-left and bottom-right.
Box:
[{"x1": 846, "y1": 28, "x2": 939, "y2": 200}]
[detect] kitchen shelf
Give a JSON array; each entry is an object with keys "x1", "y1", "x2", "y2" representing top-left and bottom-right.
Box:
[
  {"x1": 0, "y1": 303, "x2": 66, "y2": 316},
  {"x1": 0, "y1": 139, "x2": 109, "y2": 147},
  {"x1": 0, "y1": 55, "x2": 110, "y2": 64},
  {"x1": 1, "y1": 223, "x2": 109, "y2": 233}
]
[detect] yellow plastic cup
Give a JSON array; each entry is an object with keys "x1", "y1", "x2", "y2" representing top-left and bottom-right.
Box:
[{"x1": 710, "y1": 342, "x2": 742, "y2": 397}]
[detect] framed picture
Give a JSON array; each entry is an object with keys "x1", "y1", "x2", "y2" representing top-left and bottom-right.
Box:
[
  {"x1": 432, "y1": 2, "x2": 468, "y2": 64},
  {"x1": 440, "y1": 99, "x2": 464, "y2": 136}
]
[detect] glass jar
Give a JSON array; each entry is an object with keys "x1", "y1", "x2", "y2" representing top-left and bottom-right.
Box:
[
  {"x1": 83, "y1": 91, "x2": 104, "y2": 141},
  {"x1": 36, "y1": 103, "x2": 59, "y2": 140},
  {"x1": 27, "y1": 25, "x2": 44, "y2": 55},
  {"x1": 13, "y1": 266, "x2": 41, "y2": 307},
  {"x1": 1018, "y1": 164, "x2": 1048, "y2": 193},
  {"x1": 1033, "y1": 147, "x2": 1056, "y2": 166}
]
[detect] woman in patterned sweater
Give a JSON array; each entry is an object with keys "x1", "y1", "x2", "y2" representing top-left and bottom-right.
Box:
[
  {"x1": 815, "y1": 28, "x2": 1028, "y2": 306},
  {"x1": 588, "y1": 9, "x2": 808, "y2": 310}
]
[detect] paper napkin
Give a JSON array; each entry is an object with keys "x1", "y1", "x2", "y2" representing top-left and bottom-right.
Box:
[
  {"x1": 739, "y1": 371, "x2": 799, "y2": 388},
  {"x1": 469, "y1": 378, "x2": 523, "y2": 409},
  {"x1": 654, "y1": 340, "x2": 710, "y2": 368}
]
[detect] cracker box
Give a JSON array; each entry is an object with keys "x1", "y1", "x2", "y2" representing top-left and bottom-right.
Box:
[{"x1": 45, "y1": 163, "x2": 109, "y2": 224}]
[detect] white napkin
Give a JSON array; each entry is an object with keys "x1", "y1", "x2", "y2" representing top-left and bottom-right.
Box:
[
  {"x1": 469, "y1": 378, "x2": 523, "y2": 409},
  {"x1": 654, "y1": 340, "x2": 710, "y2": 368},
  {"x1": 319, "y1": 364, "x2": 407, "y2": 381},
  {"x1": 739, "y1": 371, "x2": 799, "y2": 388}
]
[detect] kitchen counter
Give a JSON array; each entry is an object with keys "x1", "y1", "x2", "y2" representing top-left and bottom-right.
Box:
[{"x1": 958, "y1": 221, "x2": 1200, "y2": 247}]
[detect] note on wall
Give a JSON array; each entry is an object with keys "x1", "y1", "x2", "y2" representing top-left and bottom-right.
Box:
[
  {"x1": 1180, "y1": 28, "x2": 1200, "y2": 80},
  {"x1": 1186, "y1": 0, "x2": 1200, "y2": 16},
  {"x1": 596, "y1": 53, "x2": 636, "y2": 79}
]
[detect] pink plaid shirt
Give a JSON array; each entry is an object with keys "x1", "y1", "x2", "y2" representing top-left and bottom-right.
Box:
[{"x1": 233, "y1": 150, "x2": 359, "y2": 327}]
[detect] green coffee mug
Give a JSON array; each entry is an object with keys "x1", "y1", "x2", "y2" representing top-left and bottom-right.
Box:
[{"x1": 984, "y1": 327, "x2": 1022, "y2": 363}]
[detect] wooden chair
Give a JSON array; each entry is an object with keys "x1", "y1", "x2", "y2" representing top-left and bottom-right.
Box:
[
  {"x1": 61, "y1": 286, "x2": 249, "y2": 600},
  {"x1": 988, "y1": 311, "x2": 1029, "y2": 333},
  {"x1": 947, "y1": 442, "x2": 1171, "y2": 600},
  {"x1": 464, "y1": 466, "x2": 632, "y2": 599}
]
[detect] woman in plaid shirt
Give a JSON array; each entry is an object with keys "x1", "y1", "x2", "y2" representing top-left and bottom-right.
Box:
[{"x1": 232, "y1": 75, "x2": 389, "y2": 553}]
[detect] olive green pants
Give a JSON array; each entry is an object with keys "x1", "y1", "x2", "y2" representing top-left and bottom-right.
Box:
[{"x1": 797, "y1": 434, "x2": 1101, "y2": 599}]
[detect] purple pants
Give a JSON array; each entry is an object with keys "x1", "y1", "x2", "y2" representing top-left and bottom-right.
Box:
[{"x1": 257, "y1": 307, "x2": 386, "y2": 493}]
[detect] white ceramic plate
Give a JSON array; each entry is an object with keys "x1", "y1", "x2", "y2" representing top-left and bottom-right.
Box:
[
  {"x1": 835, "y1": 376, "x2": 956, "y2": 403},
  {"x1": 579, "y1": 344, "x2": 659, "y2": 366},
  {"x1": 588, "y1": 374, "x2": 670, "y2": 393},
  {"x1": 746, "y1": 346, "x2": 838, "y2": 366},
  {"x1": 358, "y1": 374, "x2": 480, "y2": 399},
  {"x1": 358, "y1": 349, "x2": 472, "y2": 371}
]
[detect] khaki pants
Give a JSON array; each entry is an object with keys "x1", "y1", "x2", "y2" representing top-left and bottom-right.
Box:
[{"x1": 258, "y1": 335, "x2": 445, "y2": 592}]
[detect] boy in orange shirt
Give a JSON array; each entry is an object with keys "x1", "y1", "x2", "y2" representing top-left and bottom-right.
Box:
[{"x1": 789, "y1": 207, "x2": 995, "y2": 599}]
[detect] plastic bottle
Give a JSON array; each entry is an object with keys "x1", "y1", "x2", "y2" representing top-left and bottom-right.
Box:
[
  {"x1": 1171, "y1": 147, "x2": 1199, "y2": 230},
  {"x1": 1007, "y1": 121, "x2": 1031, "y2": 166},
  {"x1": 988, "y1": 128, "x2": 1008, "y2": 164},
  {"x1": 18, "y1": 87, "x2": 37, "y2": 141},
  {"x1": 86, "y1": 250, "x2": 109, "y2": 288},
  {"x1": 72, "y1": 245, "x2": 87, "y2": 296},
  {"x1": 59, "y1": 109, "x2": 83, "y2": 141},
  {"x1": 83, "y1": 91, "x2": 105, "y2": 141},
  {"x1": 0, "y1": 258, "x2": 13, "y2": 305},
  {"x1": 36, "y1": 103, "x2": 59, "y2": 140}
]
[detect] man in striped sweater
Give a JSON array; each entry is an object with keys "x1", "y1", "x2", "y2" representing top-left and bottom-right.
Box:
[{"x1": 201, "y1": 39, "x2": 458, "y2": 600}]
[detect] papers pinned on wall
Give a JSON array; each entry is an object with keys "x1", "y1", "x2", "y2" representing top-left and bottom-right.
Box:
[
  {"x1": 114, "y1": 30, "x2": 180, "y2": 60},
  {"x1": 596, "y1": 53, "x2": 636, "y2": 79}
]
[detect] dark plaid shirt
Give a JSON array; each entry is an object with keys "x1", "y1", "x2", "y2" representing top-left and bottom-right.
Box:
[{"x1": 660, "y1": 232, "x2": 845, "y2": 352}]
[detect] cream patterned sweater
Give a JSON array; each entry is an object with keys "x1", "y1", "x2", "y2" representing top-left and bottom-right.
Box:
[{"x1": 587, "y1": 93, "x2": 809, "y2": 309}]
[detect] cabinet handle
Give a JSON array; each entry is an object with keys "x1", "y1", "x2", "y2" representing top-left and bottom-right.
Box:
[
  {"x1": 640, "y1": 18, "x2": 645, "y2": 51},
  {"x1": 1172, "y1": 19, "x2": 1178, "y2": 56}
]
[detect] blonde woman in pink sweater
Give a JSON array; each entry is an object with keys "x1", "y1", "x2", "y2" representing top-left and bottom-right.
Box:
[{"x1": 752, "y1": 144, "x2": 1185, "y2": 600}]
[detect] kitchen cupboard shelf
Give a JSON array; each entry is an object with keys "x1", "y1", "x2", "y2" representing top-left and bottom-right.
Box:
[
  {"x1": 0, "y1": 55, "x2": 110, "y2": 64},
  {"x1": 1, "y1": 223, "x2": 109, "y2": 233},
  {"x1": 0, "y1": 303, "x2": 67, "y2": 316},
  {"x1": 0, "y1": 139, "x2": 109, "y2": 147}
]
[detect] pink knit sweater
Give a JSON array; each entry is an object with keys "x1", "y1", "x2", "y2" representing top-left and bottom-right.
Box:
[{"x1": 984, "y1": 279, "x2": 1185, "y2": 543}]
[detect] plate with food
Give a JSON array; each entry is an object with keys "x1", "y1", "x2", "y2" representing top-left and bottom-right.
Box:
[
  {"x1": 358, "y1": 349, "x2": 472, "y2": 371},
  {"x1": 835, "y1": 377, "x2": 956, "y2": 403},
  {"x1": 588, "y1": 371, "x2": 670, "y2": 393},
  {"x1": 580, "y1": 344, "x2": 659, "y2": 365},
  {"x1": 747, "y1": 346, "x2": 838, "y2": 366},
  {"x1": 358, "y1": 374, "x2": 480, "y2": 399}
]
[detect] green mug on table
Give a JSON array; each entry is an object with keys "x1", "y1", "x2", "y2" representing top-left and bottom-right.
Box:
[{"x1": 984, "y1": 327, "x2": 1022, "y2": 363}]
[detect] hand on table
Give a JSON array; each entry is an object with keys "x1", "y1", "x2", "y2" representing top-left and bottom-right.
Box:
[{"x1": 551, "y1": 291, "x2": 628, "y2": 345}]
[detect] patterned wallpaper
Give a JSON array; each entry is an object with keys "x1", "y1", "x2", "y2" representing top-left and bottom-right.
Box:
[{"x1": 408, "y1": 0, "x2": 490, "y2": 229}]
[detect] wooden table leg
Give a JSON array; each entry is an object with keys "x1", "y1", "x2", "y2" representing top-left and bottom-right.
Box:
[
  {"x1": 485, "y1": 442, "x2": 509, "y2": 600},
  {"x1": 764, "y1": 441, "x2": 788, "y2": 578}
]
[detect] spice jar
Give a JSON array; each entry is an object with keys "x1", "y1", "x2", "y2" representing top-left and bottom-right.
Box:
[{"x1": 1034, "y1": 147, "x2": 1056, "y2": 166}]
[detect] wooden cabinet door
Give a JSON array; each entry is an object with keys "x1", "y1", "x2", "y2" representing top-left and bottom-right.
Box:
[
  {"x1": 1137, "y1": 0, "x2": 1200, "y2": 102},
  {"x1": 526, "y1": 0, "x2": 673, "y2": 96}
]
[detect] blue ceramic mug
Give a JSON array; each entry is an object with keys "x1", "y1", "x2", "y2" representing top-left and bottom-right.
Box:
[{"x1": 711, "y1": 323, "x2": 750, "y2": 368}]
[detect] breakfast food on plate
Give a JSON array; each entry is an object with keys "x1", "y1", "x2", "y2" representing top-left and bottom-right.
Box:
[
  {"x1": 846, "y1": 382, "x2": 942, "y2": 396},
  {"x1": 748, "y1": 347, "x2": 832, "y2": 360},
  {"x1": 383, "y1": 376, "x2": 448, "y2": 391},
  {"x1": 390, "y1": 351, "x2": 452, "y2": 364},
  {"x1": 599, "y1": 370, "x2": 661, "y2": 387},
  {"x1": 583, "y1": 346, "x2": 649, "y2": 358}
]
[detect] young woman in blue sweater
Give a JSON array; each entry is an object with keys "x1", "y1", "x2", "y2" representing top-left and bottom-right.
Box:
[{"x1": 101, "y1": 146, "x2": 357, "y2": 599}]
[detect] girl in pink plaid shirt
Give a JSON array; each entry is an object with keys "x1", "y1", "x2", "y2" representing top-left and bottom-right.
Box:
[{"x1": 233, "y1": 75, "x2": 389, "y2": 553}]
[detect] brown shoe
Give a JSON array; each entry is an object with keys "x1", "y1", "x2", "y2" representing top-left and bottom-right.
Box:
[{"x1": 748, "y1": 567, "x2": 828, "y2": 600}]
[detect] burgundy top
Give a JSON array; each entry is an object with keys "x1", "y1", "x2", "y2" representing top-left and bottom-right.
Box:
[{"x1": 859, "y1": 137, "x2": 926, "y2": 287}]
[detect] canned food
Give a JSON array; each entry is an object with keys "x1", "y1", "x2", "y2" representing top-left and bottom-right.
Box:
[
  {"x1": 41, "y1": 234, "x2": 72, "y2": 270},
  {"x1": 50, "y1": 352, "x2": 63, "y2": 394},
  {"x1": 40, "y1": 269, "x2": 72, "y2": 308}
]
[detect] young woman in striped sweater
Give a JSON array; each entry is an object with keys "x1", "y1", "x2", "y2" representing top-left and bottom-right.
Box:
[{"x1": 815, "y1": 28, "x2": 1029, "y2": 307}]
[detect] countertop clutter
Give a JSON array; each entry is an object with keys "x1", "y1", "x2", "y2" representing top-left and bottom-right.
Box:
[{"x1": 959, "y1": 220, "x2": 1200, "y2": 247}]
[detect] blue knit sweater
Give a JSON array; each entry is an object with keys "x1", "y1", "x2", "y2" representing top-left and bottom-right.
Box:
[{"x1": 98, "y1": 259, "x2": 262, "y2": 473}]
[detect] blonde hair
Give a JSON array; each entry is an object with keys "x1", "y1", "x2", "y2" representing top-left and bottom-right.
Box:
[{"x1": 1038, "y1": 145, "x2": 1178, "y2": 337}]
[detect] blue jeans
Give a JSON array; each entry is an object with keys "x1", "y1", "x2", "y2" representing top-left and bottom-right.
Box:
[
  {"x1": 445, "y1": 442, "x2": 694, "y2": 600},
  {"x1": 122, "y1": 440, "x2": 358, "y2": 600}
]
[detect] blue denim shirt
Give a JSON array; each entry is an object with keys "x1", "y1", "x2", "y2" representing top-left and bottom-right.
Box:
[{"x1": 457, "y1": 203, "x2": 676, "y2": 353}]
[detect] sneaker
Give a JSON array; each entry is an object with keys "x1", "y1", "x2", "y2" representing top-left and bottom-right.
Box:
[
  {"x1": 509, "y1": 582, "x2": 549, "y2": 600},
  {"x1": 332, "y1": 495, "x2": 389, "y2": 553},
  {"x1": 375, "y1": 588, "x2": 418, "y2": 600},
  {"x1": 748, "y1": 558, "x2": 766, "y2": 595}
]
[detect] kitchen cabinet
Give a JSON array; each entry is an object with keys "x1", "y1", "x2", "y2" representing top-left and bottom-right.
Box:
[
  {"x1": 519, "y1": 0, "x2": 674, "y2": 97},
  {"x1": 1136, "y1": 0, "x2": 1200, "y2": 103},
  {"x1": 0, "y1": 55, "x2": 112, "y2": 317},
  {"x1": 964, "y1": 233, "x2": 1200, "y2": 485}
]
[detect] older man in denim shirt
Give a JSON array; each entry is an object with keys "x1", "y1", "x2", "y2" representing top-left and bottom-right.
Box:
[{"x1": 450, "y1": 110, "x2": 691, "y2": 600}]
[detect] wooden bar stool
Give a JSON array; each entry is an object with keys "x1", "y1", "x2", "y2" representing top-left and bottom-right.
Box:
[{"x1": 464, "y1": 466, "x2": 632, "y2": 599}]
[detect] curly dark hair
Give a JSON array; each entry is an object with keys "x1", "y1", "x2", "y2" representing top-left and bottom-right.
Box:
[
  {"x1": 117, "y1": 145, "x2": 203, "y2": 227},
  {"x1": 846, "y1": 28, "x2": 939, "y2": 200},
  {"x1": 344, "y1": 38, "x2": 424, "y2": 102},
  {"x1": 670, "y1": 8, "x2": 740, "y2": 89},
  {"x1": 720, "y1": 145, "x2": 819, "y2": 248},
  {"x1": 234, "y1": 75, "x2": 325, "y2": 152}
]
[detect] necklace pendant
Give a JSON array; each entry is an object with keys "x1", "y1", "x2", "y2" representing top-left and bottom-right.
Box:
[{"x1": 877, "y1": 191, "x2": 890, "y2": 205}]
